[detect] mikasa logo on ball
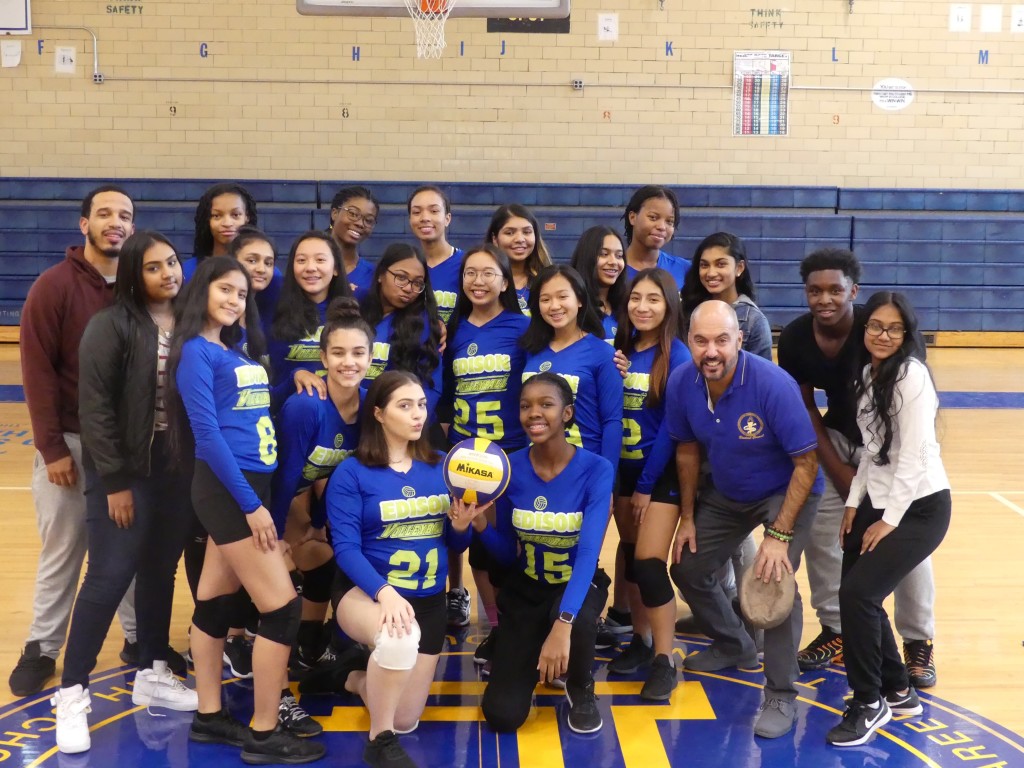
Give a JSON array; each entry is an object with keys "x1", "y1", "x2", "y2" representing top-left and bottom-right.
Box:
[{"x1": 402, "y1": 486, "x2": 416, "y2": 498}]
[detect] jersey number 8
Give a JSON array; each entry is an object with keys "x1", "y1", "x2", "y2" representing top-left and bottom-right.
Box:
[{"x1": 256, "y1": 416, "x2": 277, "y2": 465}]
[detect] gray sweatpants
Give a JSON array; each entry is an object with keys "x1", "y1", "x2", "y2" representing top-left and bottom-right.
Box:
[
  {"x1": 26, "y1": 433, "x2": 136, "y2": 659},
  {"x1": 670, "y1": 487, "x2": 820, "y2": 702},
  {"x1": 806, "y1": 428, "x2": 935, "y2": 640}
]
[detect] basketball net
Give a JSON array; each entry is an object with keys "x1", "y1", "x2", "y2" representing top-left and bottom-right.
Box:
[{"x1": 403, "y1": 0, "x2": 455, "y2": 58}]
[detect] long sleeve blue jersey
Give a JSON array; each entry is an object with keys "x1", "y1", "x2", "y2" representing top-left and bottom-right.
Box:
[
  {"x1": 428, "y1": 248, "x2": 464, "y2": 325},
  {"x1": 364, "y1": 312, "x2": 443, "y2": 412},
  {"x1": 268, "y1": 299, "x2": 328, "y2": 408}
]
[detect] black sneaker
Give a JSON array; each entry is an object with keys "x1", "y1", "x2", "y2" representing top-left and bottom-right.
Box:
[
  {"x1": 473, "y1": 630, "x2": 496, "y2": 666},
  {"x1": 224, "y1": 636, "x2": 254, "y2": 679},
  {"x1": 594, "y1": 619, "x2": 618, "y2": 651},
  {"x1": 826, "y1": 699, "x2": 892, "y2": 747},
  {"x1": 565, "y1": 680, "x2": 602, "y2": 734},
  {"x1": 607, "y1": 634, "x2": 655, "y2": 674},
  {"x1": 903, "y1": 640, "x2": 937, "y2": 689},
  {"x1": 9, "y1": 641, "x2": 56, "y2": 697},
  {"x1": 298, "y1": 645, "x2": 370, "y2": 696},
  {"x1": 797, "y1": 626, "x2": 843, "y2": 671},
  {"x1": 279, "y1": 690, "x2": 323, "y2": 737},
  {"x1": 446, "y1": 587, "x2": 471, "y2": 628},
  {"x1": 640, "y1": 654, "x2": 677, "y2": 701},
  {"x1": 884, "y1": 687, "x2": 923, "y2": 716},
  {"x1": 189, "y1": 709, "x2": 249, "y2": 746},
  {"x1": 241, "y1": 727, "x2": 326, "y2": 765},
  {"x1": 363, "y1": 730, "x2": 418, "y2": 767}
]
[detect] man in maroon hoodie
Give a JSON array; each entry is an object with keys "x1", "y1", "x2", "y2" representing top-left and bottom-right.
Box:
[{"x1": 9, "y1": 186, "x2": 140, "y2": 697}]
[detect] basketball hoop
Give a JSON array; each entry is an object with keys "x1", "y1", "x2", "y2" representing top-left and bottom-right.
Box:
[{"x1": 403, "y1": 0, "x2": 455, "y2": 58}]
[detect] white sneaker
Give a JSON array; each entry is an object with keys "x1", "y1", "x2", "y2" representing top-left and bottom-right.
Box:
[
  {"x1": 132, "y1": 660, "x2": 198, "y2": 711},
  {"x1": 52, "y1": 685, "x2": 92, "y2": 754}
]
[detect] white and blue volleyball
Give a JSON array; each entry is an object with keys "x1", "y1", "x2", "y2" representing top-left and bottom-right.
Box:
[{"x1": 442, "y1": 438, "x2": 511, "y2": 506}]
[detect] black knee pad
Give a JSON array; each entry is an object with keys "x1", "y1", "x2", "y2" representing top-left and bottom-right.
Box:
[
  {"x1": 257, "y1": 596, "x2": 302, "y2": 646},
  {"x1": 634, "y1": 558, "x2": 674, "y2": 608},
  {"x1": 192, "y1": 594, "x2": 234, "y2": 639},
  {"x1": 620, "y1": 542, "x2": 637, "y2": 583},
  {"x1": 301, "y1": 560, "x2": 336, "y2": 604}
]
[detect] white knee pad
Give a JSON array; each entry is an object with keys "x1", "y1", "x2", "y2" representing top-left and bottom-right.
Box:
[{"x1": 372, "y1": 622, "x2": 421, "y2": 670}]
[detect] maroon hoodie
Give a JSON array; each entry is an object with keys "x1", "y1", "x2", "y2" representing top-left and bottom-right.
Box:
[{"x1": 20, "y1": 246, "x2": 115, "y2": 464}]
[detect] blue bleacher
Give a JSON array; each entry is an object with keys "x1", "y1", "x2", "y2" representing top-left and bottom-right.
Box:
[{"x1": 1, "y1": 178, "x2": 1022, "y2": 332}]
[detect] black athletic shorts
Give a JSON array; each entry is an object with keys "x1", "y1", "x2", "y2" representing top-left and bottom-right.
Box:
[
  {"x1": 191, "y1": 460, "x2": 273, "y2": 546},
  {"x1": 617, "y1": 460, "x2": 680, "y2": 506},
  {"x1": 331, "y1": 568, "x2": 448, "y2": 656}
]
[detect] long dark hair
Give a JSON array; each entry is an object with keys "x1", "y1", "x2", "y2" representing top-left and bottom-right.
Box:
[
  {"x1": 356, "y1": 371, "x2": 440, "y2": 467},
  {"x1": 614, "y1": 268, "x2": 682, "y2": 410},
  {"x1": 520, "y1": 265, "x2": 604, "y2": 354},
  {"x1": 569, "y1": 226, "x2": 628, "y2": 318},
  {"x1": 319, "y1": 296, "x2": 375, "y2": 353},
  {"x1": 113, "y1": 230, "x2": 178, "y2": 324},
  {"x1": 192, "y1": 183, "x2": 258, "y2": 259},
  {"x1": 446, "y1": 244, "x2": 522, "y2": 342},
  {"x1": 853, "y1": 291, "x2": 930, "y2": 466},
  {"x1": 622, "y1": 185, "x2": 679, "y2": 246},
  {"x1": 271, "y1": 231, "x2": 352, "y2": 342},
  {"x1": 166, "y1": 257, "x2": 265, "y2": 461},
  {"x1": 486, "y1": 204, "x2": 553, "y2": 277},
  {"x1": 681, "y1": 232, "x2": 758, "y2": 319},
  {"x1": 361, "y1": 243, "x2": 441, "y2": 387}
]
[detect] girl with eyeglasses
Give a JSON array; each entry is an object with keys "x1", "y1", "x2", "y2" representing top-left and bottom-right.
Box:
[
  {"x1": 361, "y1": 243, "x2": 443, "y2": 413},
  {"x1": 570, "y1": 226, "x2": 628, "y2": 343},
  {"x1": 487, "y1": 204, "x2": 553, "y2": 316},
  {"x1": 827, "y1": 292, "x2": 950, "y2": 748},
  {"x1": 328, "y1": 186, "x2": 380, "y2": 302},
  {"x1": 268, "y1": 231, "x2": 353, "y2": 409},
  {"x1": 440, "y1": 244, "x2": 529, "y2": 647}
]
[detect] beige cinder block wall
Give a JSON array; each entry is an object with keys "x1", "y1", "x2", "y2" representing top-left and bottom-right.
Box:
[{"x1": 1, "y1": 0, "x2": 1020, "y2": 186}]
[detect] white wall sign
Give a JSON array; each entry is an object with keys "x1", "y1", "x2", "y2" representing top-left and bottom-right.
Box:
[
  {"x1": 872, "y1": 78, "x2": 915, "y2": 111},
  {"x1": 1012, "y1": 4, "x2": 1024, "y2": 28},
  {"x1": 981, "y1": 4, "x2": 1003, "y2": 31},
  {"x1": 597, "y1": 12, "x2": 618, "y2": 41},
  {"x1": 949, "y1": 3, "x2": 972, "y2": 30},
  {"x1": 54, "y1": 45, "x2": 75, "y2": 74}
]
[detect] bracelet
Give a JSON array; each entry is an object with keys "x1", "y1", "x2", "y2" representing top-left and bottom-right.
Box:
[{"x1": 764, "y1": 526, "x2": 794, "y2": 543}]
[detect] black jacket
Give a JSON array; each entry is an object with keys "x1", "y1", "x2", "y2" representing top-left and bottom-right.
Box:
[{"x1": 78, "y1": 303, "x2": 160, "y2": 493}]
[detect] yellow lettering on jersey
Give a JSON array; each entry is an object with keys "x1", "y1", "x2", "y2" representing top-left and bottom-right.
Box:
[
  {"x1": 234, "y1": 389, "x2": 271, "y2": 409},
  {"x1": 512, "y1": 508, "x2": 582, "y2": 533},
  {"x1": 453, "y1": 354, "x2": 512, "y2": 376},
  {"x1": 379, "y1": 494, "x2": 452, "y2": 521},
  {"x1": 286, "y1": 345, "x2": 323, "y2": 362},
  {"x1": 623, "y1": 371, "x2": 651, "y2": 392},
  {"x1": 234, "y1": 365, "x2": 269, "y2": 388},
  {"x1": 435, "y1": 290, "x2": 458, "y2": 311}
]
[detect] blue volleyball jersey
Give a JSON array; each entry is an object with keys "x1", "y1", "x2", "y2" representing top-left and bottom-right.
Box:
[
  {"x1": 477, "y1": 447, "x2": 612, "y2": 617},
  {"x1": 365, "y1": 312, "x2": 443, "y2": 411},
  {"x1": 523, "y1": 334, "x2": 624, "y2": 468},
  {"x1": 620, "y1": 339, "x2": 692, "y2": 491},
  {"x1": 429, "y1": 248, "x2": 464, "y2": 325},
  {"x1": 601, "y1": 312, "x2": 618, "y2": 345},
  {"x1": 347, "y1": 258, "x2": 376, "y2": 303},
  {"x1": 515, "y1": 285, "x2": 531, "y2": 318},
  {"x1": 270, "y1": 390, "x2": 362, "y2": 533},
  {"x1": 326, "y1": 457, "x2": 470, "y2": 598},
  {"x1": 443, "y1": 311, "x2": 530, "y2": 450},
  {"x1": 625, "y1": 250, "x2": 690, "y2": 288},
  {"x1": 177, "y1": 337, "x2": 277, "y2": 513},
  {"x1": 268, "y1": 299, "x2": 328, "y2": 407}
]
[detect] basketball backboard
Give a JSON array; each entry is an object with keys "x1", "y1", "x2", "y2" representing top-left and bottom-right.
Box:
[{"x1": 297, "y1": 0, "x2": 569, "y2": 18}]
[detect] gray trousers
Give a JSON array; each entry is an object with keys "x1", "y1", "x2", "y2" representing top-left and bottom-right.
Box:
[
  {"x1": 807, "y1": 428, "x2": 935, "y2": 640},
  {"x1": 27, "y1": 433, "x2": 136, "y2": 658},
  {"x1": 670, "y1": 487, "x2": 819, "y2": 702}
]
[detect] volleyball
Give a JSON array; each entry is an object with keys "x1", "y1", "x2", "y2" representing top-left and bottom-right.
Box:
[{"x1": 442, "y1": 438, "x2": 511, "y2": 506}]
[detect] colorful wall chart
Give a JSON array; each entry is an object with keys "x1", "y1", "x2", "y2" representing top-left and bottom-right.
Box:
[{"x1": 733, "y1": 50, "x2": 790, "y2": 136}]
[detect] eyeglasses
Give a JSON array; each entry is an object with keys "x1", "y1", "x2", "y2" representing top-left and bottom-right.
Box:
[
  {"x1": 387, "y1": 269, "x2": 426, "y2": 293},
  {"x1": 463, "y1": 268, "x2": 501, "y2": 282},
  {"x1": 340, "y1": 206, "x2": 377, "y2": 228},
  {"x1": 865, "y1": 320, "x2": 905, "y2": 339}
]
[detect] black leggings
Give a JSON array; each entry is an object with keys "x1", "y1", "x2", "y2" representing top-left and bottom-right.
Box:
[
  {"x1": 839, "y1": 489, "x2": 951, "y2": 703},
  {"x1": 481, "y1": 571, "x2": 607, "y2": 733}
]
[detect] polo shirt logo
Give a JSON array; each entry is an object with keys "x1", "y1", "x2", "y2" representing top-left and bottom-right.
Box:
[{"x1": 737, "y1": 413, "x2": 765, "y2": 440}]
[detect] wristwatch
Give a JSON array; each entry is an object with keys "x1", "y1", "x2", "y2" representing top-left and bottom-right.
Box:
[{"x1": 557, "y1": 610, "x2": 575, "y2": 625}]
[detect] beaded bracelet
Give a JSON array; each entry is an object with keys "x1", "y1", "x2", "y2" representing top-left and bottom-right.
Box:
[{"x1": 764, "y1": 526, "x2": 794, "y2": 543}]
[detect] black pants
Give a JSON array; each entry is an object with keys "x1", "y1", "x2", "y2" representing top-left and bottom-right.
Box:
[
  {"x1": 840, "y1": 489, "x2": 951, "y2": 703},
  {"x1": 481, "y1": 571, "x2": 607, "y2": 733},
  {"x1": 63, "y1": 434, "x2": 192, "y2": 687}
]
